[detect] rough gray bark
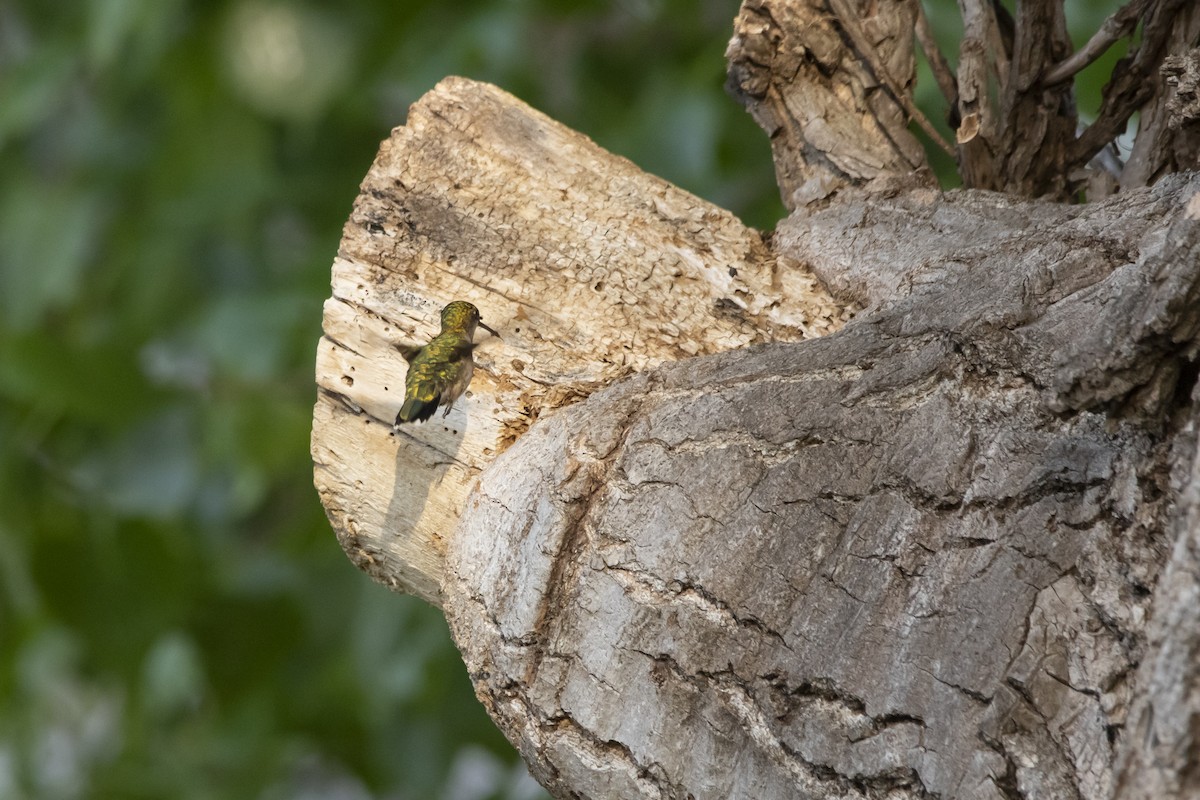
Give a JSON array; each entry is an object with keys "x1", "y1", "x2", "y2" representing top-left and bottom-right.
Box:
[
  {"x1": 1115, "y1": 411, "x2": 1200, "y2": 799},
  {"x1": 445, "y1": 174, "x2": 1200, "y2": 800},
  {"x1": 313, "y1": 0, "x2": 1200, "y2": 797}
]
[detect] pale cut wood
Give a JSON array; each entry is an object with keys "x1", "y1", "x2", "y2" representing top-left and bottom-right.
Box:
[{"x1": 312, "y1": 77, "x2": 850, "y2": 603}]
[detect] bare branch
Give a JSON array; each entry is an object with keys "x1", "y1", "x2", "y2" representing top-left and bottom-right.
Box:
[
  {"x1": 1073, "y1": 0, "x2": 1189, "y2": 166},
  {"x1": 1120, "y1": 9, "x2": 1200, "y2": 188},
  {"x1": 914, "y1": 1, "x2": 958, "y2": 110},
  {"x1": 828, "y1": 0, "x2": 955, "y2": 157},
  {"x1": 987, "y1": 0, "x2": 1014, "y2": 81},
  {"x1": 955, "y1": 0, "x2": 1000, "y2": 187},
  {"x1": 726, "y1": 0, "x2": 933, "y2": 208},
  {"x1": 1042, "y1": 0, "x2": 1152, "y2": 87}
]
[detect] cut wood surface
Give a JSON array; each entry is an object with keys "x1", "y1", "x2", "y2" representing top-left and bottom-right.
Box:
[{"x1": 312, "y1": 78, "x2": 849, "y2": 602}]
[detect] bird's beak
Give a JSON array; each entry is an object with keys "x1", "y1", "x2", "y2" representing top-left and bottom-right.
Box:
[{"x1": 479, "y1": 319, "x2": 500, "y2": 338}]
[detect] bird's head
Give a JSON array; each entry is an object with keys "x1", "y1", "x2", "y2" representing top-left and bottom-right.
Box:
[{"x1": 440, "y1": 300, "x2": 499, "y2": 338}]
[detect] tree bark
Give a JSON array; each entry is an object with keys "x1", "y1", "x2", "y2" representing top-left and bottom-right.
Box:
[
  {"x1": 313, "y1": 1, "x2": 1200, "y2": 797},
  {"x1": 445, "y1": 171, "x2": 1200, "y2": 799},
  {"x1": 312, "y1": 78, "x2": 847, "y2": 603}
]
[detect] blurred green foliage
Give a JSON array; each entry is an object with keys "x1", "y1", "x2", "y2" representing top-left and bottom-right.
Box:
[
  {"x1": 0, "y1": 1, "x2": 778, "y2": 797},
  {"x1": 0, "y1": 0, "x2": 1123, "y2": 798}
]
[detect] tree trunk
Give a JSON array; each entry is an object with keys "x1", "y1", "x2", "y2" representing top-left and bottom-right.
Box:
[
  {"x1": 312, "y1": 77, "x2": 847, "y2": 604},
  {"x1": 312, "y1": 1, "x2": 1200, "y2": 797}
]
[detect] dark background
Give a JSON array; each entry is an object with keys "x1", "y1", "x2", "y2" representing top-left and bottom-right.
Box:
[{"x1": 0, "y1": 1, "x2": 1123, "y2": 797}]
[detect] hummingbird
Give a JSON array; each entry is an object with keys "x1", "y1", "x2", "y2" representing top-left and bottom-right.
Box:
[{"x1": 394, "y1": 301, "x2": 499, "y2": 425}]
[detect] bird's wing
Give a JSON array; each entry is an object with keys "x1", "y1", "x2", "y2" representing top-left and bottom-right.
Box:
[{"x1": 394, "y1": 342, "x2": 423, "y2": 363}]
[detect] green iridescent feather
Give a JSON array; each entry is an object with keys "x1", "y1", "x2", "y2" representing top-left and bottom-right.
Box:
[{"x1": 394, "y1": 301, "x2": 497, "y2": 425}]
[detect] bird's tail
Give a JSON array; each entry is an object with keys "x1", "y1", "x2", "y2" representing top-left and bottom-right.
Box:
[{"x1": 396, "y1": 395, "x2": 439, "y2": 424}]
